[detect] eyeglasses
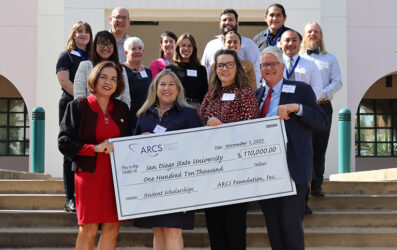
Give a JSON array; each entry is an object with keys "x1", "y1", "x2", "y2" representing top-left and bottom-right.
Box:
[
  {"x1": 98, "y1": 43, "x2": 113, "y2": 49},
  {"x1": 216, "y1": 62, "x2": 235, "y2": 70},
  {"x1": 260, "y1": 62, "x2": 280, "y2": 68},
  {"x1": 112, "y1": 16, "x2": 129, "y2": 21}
]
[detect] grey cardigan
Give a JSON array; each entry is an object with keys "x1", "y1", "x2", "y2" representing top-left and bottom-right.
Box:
[{"x1": 73, "y1": 61, "x2": 131, "y2": 107}]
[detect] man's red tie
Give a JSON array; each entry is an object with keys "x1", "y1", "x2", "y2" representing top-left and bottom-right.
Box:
[{"x1": 261, "y1": 88, "x2": 273, "y2": 117}]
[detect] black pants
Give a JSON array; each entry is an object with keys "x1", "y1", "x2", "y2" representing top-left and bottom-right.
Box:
[
  {"x1": 259, "y1": 184, "x2": 307, "y2": 250},
  {"x1": 205, "y1": 203, "x2": 247, "y2": 250},
  {"x1": 311, "y1": 102, "x2": 333, "y2": 190},
  {"x1": 59, "y1": 93, "x2": 75, "y2": 201}
]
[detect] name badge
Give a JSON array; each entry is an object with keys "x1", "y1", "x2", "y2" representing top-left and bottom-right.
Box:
[
  {"x1": 317, "y1": 61, "x2": 329, "y2": 70},
  {"x1": 187, "y1": 69, "x2": 197, "y2": 77},
  {"x1": 282, "y1": 85, "x2": 296, "y2": 93},
  {"x1": 70, "y1": 50, "x2": 80, "y2": 57},
  {"x1": 221, "y1": 93, "x2": 235, "y2": 101},
  {"x1": 153, "y1": 124, "x2": 167, "y2": 133},
  {"x1": 294, "y1": 67, "x2": 305, "y2": 74},
  {"x1": 140, "y1": 70, "x2": 148, "y2": 78}
]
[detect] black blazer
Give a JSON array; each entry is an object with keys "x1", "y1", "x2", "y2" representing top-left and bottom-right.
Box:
[
  {"x1": 255, "y1": 79, "x2": 327, "y2": 184},
  {"x1": 58, "y1": 98, "x2": 131, "y2": 173}
]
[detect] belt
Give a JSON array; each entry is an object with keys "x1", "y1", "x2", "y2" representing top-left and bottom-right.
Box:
[
  {"x1": 185, "y1": 98, "x2": 200, "y2": 103},
  {"x1": 318, "y1": 100, "x2": 330, "y2": 105}
]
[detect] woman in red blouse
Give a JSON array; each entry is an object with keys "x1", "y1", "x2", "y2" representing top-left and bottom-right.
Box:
[
  {"x1": 199, "y1": 49, "x2": 259, "y2": 250},
  {"x1": 58, "y1": 61, "x2": 130, "y2": 250}
]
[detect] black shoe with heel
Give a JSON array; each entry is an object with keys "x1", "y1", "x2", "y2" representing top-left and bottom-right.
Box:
[{"x1": 64, "y1": 199, "x2": 76, "y2": 212}]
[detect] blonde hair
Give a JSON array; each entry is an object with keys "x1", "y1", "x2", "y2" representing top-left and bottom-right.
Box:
[
  {"x1": 300, "y1": 22, "x2": 327, "y2": 55},
  {"x1": 137, "y1": 69, "x2": 189, "y2": 117}
]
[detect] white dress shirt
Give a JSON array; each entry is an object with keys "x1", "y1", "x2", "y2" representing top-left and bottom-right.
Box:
[
  {"x1": 201, "y1": 35, "x2": 261, "y2": 87},
  {"x1": 282, "y1": 54, "x2": 323, "y2": 100},
  {"x1": 301, "y1": 51, "x2": 342, "y2": 101}
]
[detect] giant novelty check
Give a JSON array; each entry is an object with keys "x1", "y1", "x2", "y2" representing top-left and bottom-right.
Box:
[{"x1": 109, "y1": 117, "x2": 296, "y2": 220}]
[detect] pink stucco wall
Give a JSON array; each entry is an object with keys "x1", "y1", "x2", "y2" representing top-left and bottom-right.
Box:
[
  {"x1": 347, "y1": 0, "x2": 397, "y2": 171},
  {"x1": 0, "y1": 0, "x2": 38, "y2": 113},
  {"x1": 347, "y1": 0, "x2": 397, "y2": 112}
]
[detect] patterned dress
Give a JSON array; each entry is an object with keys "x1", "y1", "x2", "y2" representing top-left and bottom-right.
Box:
[{"x1": 199, "y1": 85, "x2": 260, "y2": 124}]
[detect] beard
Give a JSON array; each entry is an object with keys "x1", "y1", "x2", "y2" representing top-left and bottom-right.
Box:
[
  {"x1": 220, "y1": 25, "x2": 238, "y2": 36},
  {"x1": 306, "y1": 39, "x2": 321, "y2": 49}
]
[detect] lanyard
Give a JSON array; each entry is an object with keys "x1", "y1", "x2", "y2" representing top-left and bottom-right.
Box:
[
  {"x1": 163, "y1": 57, "x2": 170, "y2": 65},
  {"x1": 76, "y1": 48, "x2": 90, "y2": 61},
  {"x1": 266, "y1": 26, "x2": 284, "y2": 47},
  {"x1": 285, "y1": 56, "x2": 300, "y2": 79}
]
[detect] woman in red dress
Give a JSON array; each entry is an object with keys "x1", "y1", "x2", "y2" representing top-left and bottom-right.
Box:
[{"x1": 58, "y1": 61, "x2": 131, "y2": 250}]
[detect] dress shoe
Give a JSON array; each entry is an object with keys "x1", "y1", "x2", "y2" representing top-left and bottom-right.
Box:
[
  {"x1": 64, "y1": 199, "x2": 76, "y2": 212},
  {"x1": 311, "y1": 189, "x2": 325, "y2": 197},
  {"x1": 305, "y1": 204, "x2": 313, "y2": 215}
]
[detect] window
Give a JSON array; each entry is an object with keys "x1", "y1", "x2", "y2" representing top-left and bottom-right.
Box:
[
  {"x1": 0, "y1": 98, "x2": 29, "y2": 156},
  {"x1": 355, "y1": 99, "x2": 397, "y2": 157}
]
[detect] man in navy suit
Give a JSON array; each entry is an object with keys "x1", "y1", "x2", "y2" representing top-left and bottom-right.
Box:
[{"x1": 255, "y1": 46, "x2": 327, "y2": 250}]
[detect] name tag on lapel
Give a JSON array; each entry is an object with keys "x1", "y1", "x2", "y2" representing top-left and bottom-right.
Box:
[
  {"x1": 153, "y1": 124, "x2": 167, "y2": 133},
  {"x1": 140, "y1": 70, "x2": 148, "y2": 78},
  {"x1": 187, "y1": 69, "x2": 197, "y2": 77},
  {"x1": 221, "y1": 93, "x2": 235, "y2": 101},
  {"x1": 317, "y1": 61, "x2": 329, "y2": 70},
  {"x1": 294, "y1": 67, "x2": 305, "y2": 74},
  {"x1": 282, "y1": 85, "x2": 296, "y2": 93}
]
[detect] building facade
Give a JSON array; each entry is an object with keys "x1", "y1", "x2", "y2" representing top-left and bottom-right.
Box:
[{"x1": 0, "y1": 0, "x2": 396, "y2": 177}]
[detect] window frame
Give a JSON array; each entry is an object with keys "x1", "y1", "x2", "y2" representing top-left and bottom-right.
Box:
[
  {"x1": 0, "y1": 98, "x2": 29, "y2": 156},
  {"x1": 355, "y1": 99, "x2": 397, "y2": 157}
]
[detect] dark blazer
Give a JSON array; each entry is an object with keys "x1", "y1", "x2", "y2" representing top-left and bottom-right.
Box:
[
  {"x1": 135, "y1": 102, "x2": 202, "y2": 135},
  {"x1": 58, "y1": 98, "x2": 131, "y2": 173},
  {"x1": 253, "y1": 26, "x2": 291, "y2": 52},
  {"x1": 255, "y1": 79, "x2": 327, "y2": 184}
]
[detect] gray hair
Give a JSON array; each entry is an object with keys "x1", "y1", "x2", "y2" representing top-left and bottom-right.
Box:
[
  {"x1": 124, "y1": 37, "x2": 144, "y2": 52},
  {"x1": 111, "y1": 7, "x2": 130, "y2": 19},
  {"x1": 137, "y1": 69, "x2": 189, "y2": 117},
  {"x1": 261, "y1": 46, "x2": 283, "y2": 64}
]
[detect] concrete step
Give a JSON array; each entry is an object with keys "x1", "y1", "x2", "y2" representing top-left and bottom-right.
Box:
[
  {"x1": 2, "y1": 210, "x2": 397, "y2": 228},
  {"x1": 322, "y1": 181, "x2": 397, "y2": 195},
  {"x1": 330, "y1": 168, "x2": 397, "y2": 182},
  {"x1": 0, "y1": 180, "x2": 64, "y2": 194},
  {"x1": 0, "y1": 170, "x2": 53, "y2": 180},
  {"x1": 0, "y1": 194, "x2": 65, "y2": 210},
  {"x1": 1, "y1": 227, "x2": 397, "y2": 248},
  {"x1": 2, "y1": 194, "x2": 397, "y2": 210},
  {"x1": 308, "y1": 195, "x2": 397, "y2": 210}
]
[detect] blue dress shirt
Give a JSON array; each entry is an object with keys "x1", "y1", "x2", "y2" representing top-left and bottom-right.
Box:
[
  {"x1": 260, "y1": 78, "x2": 303, "y2": 117},
  {"x1": 259, "y1": 79, "x2": 283, "y2": 117}
]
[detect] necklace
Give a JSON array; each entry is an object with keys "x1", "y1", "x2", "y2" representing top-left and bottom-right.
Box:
[{"x1": 104, "y1": 112, "x2": 110, "y2": 125}]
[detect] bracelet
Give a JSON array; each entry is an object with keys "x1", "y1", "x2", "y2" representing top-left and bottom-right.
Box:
[{"x1": 94, "y1": 145, "x2": 98, "y2": 153}]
